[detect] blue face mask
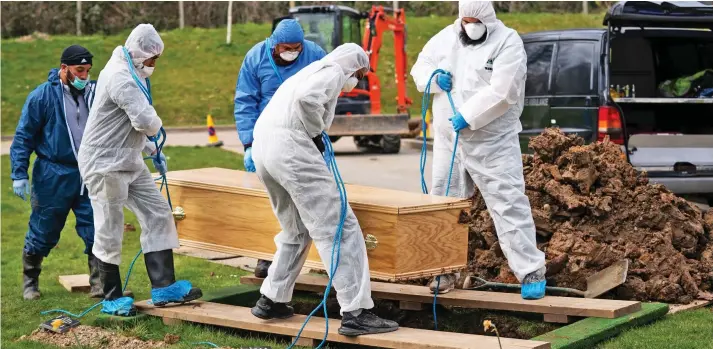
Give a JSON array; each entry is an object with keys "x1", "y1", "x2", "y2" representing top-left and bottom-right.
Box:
[
  {"x1": 66, "y1": 69, "x2": 89, "y2": 90},
  {"x1": 71, "y1": 76, "x2": 89, "y2": 90}
]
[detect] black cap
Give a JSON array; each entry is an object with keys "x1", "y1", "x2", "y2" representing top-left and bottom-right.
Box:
[{"x1": 61, "y1": 45, "x2": 93, "y2": 66}]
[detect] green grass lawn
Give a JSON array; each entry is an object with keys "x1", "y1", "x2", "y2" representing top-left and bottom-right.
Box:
[
  {"x1": 1, "y1": 146, "x2": 286, "y2": 348},
  {"x1": 2, "y1": 145, "x2": 713, "y2": 348},
  {"x1": 1, "y1": 13, "x2": 605, "y2": 135}
]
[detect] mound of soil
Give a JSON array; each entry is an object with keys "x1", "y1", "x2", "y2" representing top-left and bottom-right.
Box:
[
  {"x1": 20, "y1": 325, "x2": 167, "y2": 349},
  {"x1": 464, "y1": 128, "x2": 713, "y2": 304}
]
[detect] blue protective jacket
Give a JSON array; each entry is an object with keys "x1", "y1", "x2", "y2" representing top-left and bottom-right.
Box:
[
  {"x1": 10, "y1": 68, "x2": 96, "y2": 183},
  {"x1": 233, "y1": 21, "x2": 326, "y2": 147}
]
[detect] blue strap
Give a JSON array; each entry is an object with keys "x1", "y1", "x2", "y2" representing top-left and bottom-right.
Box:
[
  {"x1": 121, "y1": 46, "x2": 152, "y2": 105},
  {"x1": 265, "y1": 38, "x2": 285, "y2": 84}
]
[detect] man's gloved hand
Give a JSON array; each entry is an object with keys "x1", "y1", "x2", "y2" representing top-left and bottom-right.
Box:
[
  {"x1": 436, "y1": 73, "x2": 452, "y2": 92},
  {"x1": 449, "y1": 112, "x2": 469, "y2": 132},
  {"x1": 244, "y1": 147, "x2": 256, "y2": 172},
  {"x1": 152, "y1": 153, "x2": 168, "y2": 175},
  {"x1": 312, "y1": 135, "x2": 325, "y2": 153},
  {"x1": 13, "y1": 179, "x2": 30, "y2": 201}
]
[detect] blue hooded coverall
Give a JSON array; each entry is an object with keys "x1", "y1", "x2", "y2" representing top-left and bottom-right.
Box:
[
  {"x1": 234, "y1": 19, "x2": 327, "y2": 147},
  {"x1": 10, "y1": 68, "x2": 97, "y2": 257}
]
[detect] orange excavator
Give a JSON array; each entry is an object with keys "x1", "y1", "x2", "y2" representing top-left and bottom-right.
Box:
[{"x1": 272, "y1": 4, "x2": 413, "y2": 153}]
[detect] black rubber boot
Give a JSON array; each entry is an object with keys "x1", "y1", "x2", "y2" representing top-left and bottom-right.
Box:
[
  {"x1": 88, "y1": 253, "x2": 104, "y2": 298},
  {"x1": 254, "y1": 259, "x2": 271, "y2": 278},
  {"x1": 251, "y1": 295, "x2": 294, "y2": 320},
  {"x1": 144, "y1": 249, "x2": 202, "y2": 306},
  {"x1": 338, "y1": 309, "x2": 399, "y2": 336},
  {"x1": 98, "y1": 259, "x2": 137, "y2": 317},
  {"x1": 22, "y1": 251, "x2": 43, "y2": 300}
]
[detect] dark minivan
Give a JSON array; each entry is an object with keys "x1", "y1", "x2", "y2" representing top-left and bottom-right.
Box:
[{"x1": 520, "y1": 1, "x2": 713, "y2": 203}]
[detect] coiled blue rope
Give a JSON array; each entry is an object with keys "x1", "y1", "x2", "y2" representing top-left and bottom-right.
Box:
[
  {"x1": 420, "y1": 69, "x2": 461, "y2": 331},
  {"x1": 287, "y1": 131, "x2": 348, "y2": 349},
  {"x1": 40, "y1": 48, "x2": 172, "y2": 320}
]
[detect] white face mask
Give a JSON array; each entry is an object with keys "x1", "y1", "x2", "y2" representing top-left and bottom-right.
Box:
[
  {"x1": 137, "y1": 65, "x2": 154, "y2": 78},
  {"x1": 279, "y1": 51, "x2": 300, "y2": 62},
  {"x1": 464, "y1": 22, "x2": 486, "y2": 40},
  {"x1": 342, "y1": 76, "x2": 359, "y2": 92}
]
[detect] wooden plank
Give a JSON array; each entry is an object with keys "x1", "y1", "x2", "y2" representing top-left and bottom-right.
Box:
[
  {"x1": 165, "y1": 168, "x2": 471, "y2": 214},
  {"x1": 241, "y1": 275, "x2": 641, "y2": 319},
  {"x1": 532, "y1": 303, "x2": 669, "y2": 349},
  {"x1": 668, "y1": 300, "x2": 712, "y2": 314},
  {"x1": 58, "y1": 274, "x2": 90, "y2": 293},
  {"x1": 135, "y1": 301, "x2": 550, "y2": 349},
  {"x1": 543, "y1": 314, "x2": 573, "y2": 324}
]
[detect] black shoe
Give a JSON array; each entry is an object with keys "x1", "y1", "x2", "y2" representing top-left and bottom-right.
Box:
[
  {"x1": 338, "y1": 310, "x2": 399, "y2": 336},
  {"x1": 251, "y1": 295, "x2": 294, "y2": 320},
  {"x1": 22, "y1": 251, "x2": 43, "y2": 300},
  {"x1": 254, "y1": 259, "x2": 271, "y2": 278},
  {"x1": 145, "y1": 249, "x2": 202, "y2": 306}
]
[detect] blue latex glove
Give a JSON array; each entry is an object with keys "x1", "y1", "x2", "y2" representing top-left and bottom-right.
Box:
[
  {"x1": 152, "y1": 153, "x2": 168, "y2": 175},
  {"x1": 244, "y1": 147, "x2": 256, "y2": 172},
  {"x1": 13, "y1": 179, "x2": 30, "y2": 201},
  {"x1": 436, "y1": 73, "x2": 452, "y2": 92},
  {"x1": 449, "y1": 112, "x2": 469, "y2": 132},
  {"x1": 521, "y1": 280, "x2": 546, "y2": 300}
]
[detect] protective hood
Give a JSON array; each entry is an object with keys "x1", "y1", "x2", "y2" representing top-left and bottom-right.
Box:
[
  {"x1": 124, "y1": 24, "x2": 164, "y2": 67},
  {"x1": 270, "y1": 19, "x2": 304, "y2": 48},
  {"x1": 322, "y1": 43, "x2": 370, "y2": 80},
  {"x1": 454, "y1": 1, "x2": 501, "y2": 41}
]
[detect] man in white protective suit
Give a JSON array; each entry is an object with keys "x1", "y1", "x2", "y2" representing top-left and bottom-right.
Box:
[
  {"x1": 410, "y1": 1, "x2": 547, "y2": 299},
  {"x1": 249, "y1": 43, "x2": 400, "y2": 336},
  {"x1": 78, "y1": 24, "x2": 202, "y2": 316}
]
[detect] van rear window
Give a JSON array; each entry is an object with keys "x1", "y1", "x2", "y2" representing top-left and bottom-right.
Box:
[
  {"x1": 525, "y1": 42, "x2": 555, "y2": 96},
  {"x1": 553, "y1": 41, "x2": 597, "y2": 95}
]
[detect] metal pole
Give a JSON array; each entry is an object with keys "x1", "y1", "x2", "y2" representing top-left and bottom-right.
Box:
[
  {"x1": 179, "y1": 1, "x2": 185, "y2": 29},
  {"x1": 226, "y1": 1, "x2": 233, "y2": 45},
  {"x1": 76, "y1": 1, "x2": 82, "y2": 36}
]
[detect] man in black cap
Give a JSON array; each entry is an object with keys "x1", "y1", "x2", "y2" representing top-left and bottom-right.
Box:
[{"x1": 10, "y1": 44, "x2": 129, "y2": 300}]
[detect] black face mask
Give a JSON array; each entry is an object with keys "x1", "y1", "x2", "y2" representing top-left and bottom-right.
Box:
[{"x1": 459, "y1": 26, "x2": 488, "y2": 47}]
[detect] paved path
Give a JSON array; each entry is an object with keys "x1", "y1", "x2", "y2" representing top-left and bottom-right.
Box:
[{"x1": 2, "y1": 128, "x2": 434, "y2": 194}]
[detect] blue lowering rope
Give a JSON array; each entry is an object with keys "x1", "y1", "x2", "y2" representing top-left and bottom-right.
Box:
[
  {"x1": 40, "y1": 48, "x2": 172, "y2": 320},
  {"x1": 287, "y1": 131, "x2": 348, "y2": 349},
  {"x1": 420, "y1": 69, "x2": 461, "y2": 331}
]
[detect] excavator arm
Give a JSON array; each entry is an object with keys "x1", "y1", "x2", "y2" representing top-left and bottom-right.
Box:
[{"x1": 342, "y1": 6, "x2": 412, "y2": 115}]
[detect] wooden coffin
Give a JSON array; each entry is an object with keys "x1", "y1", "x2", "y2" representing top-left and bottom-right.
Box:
[{"x1": 161, "y1": 167, "x2": 470, "y2": 281}]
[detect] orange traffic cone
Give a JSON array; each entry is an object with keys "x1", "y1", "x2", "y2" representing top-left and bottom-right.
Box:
[{"x1": 206, "y1": 114, "x2": 224, "y2": 147}]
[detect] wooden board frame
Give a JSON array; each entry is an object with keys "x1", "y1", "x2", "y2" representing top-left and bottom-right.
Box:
[
  {"x1": 241, "y1": 275, "x2": 642, "y2": 319},
  {"x1": 162, "y1": 168, "x2": 471, "y2": 281},
  {"x1": 136, "y1": 300, "x2": 551, "y2": 349}
]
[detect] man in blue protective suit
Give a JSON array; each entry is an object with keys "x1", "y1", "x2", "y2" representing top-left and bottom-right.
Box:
[
  {"x1": 233, "y1": 18, "x2": 326, "y2": 278},
  {"x1": 10, "y1": 45, "x2": 108, "y2": 300}
]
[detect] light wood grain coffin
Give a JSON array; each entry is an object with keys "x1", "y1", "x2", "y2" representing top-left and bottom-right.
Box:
[{"x1": 161, "y1": 167, "x2": 470, "y2": 281}]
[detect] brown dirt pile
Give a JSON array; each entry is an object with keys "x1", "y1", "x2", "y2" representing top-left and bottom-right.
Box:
[
  {"x1": 464, "y1": 128, "x2": 713, "y2": 304},
  {"x1": 20, "y1": 325, "x2": 167, "y2": 348}
]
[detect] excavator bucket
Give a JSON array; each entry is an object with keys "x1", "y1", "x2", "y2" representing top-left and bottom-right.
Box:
[{"x1": 326, "y1": 114, "x2": 411, "y2": 136}]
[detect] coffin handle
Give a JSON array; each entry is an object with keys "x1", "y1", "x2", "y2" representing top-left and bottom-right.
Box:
[{"x1": 365, "y1": 234, "x2": 378, "y2": 250}]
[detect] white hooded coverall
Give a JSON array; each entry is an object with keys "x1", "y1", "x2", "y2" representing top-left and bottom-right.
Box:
[
  {"x1": 78, "y1": 24, "x2": 178, "y2": 266},
  {"x1": 252, "y1": 43, "x2": 374, "y2": 315},
  {"x1": 410, "y1": 1, "x2": 545, "y2": 282}
]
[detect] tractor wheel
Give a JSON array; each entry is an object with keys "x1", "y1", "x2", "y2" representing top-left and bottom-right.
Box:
[{"x1": 379, "y1": 135, "x2": 401, "y2": 154}]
